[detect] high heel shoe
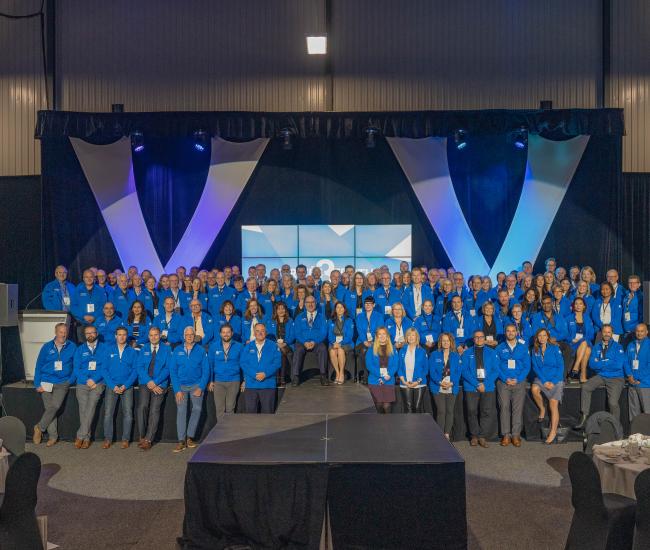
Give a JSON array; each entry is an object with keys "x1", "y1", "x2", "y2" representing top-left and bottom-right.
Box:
[{"x1": 545, "y1": 435, "x2": 558, "y2": 445}]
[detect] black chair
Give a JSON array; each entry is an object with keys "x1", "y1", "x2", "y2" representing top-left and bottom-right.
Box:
[
  {"x1": 0, "y1": 416, "x2": 26, "y2": 465},
  {"x1": 630, "y1": 413, "x2": 650, "y2": 436},
  {"x1": 565, "y1": 451, "x2": 636, "y2": 550},
  {"x1": 633, "y1": 469, "x2": 650, "y2": 550},
  {"x1": 0, "y1": 452, "x2": 43, "y2": 550}
]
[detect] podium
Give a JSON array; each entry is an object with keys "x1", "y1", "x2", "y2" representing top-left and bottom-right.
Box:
[{"x1": 18, "y1": 310, "x2": 70, "y2": 381}]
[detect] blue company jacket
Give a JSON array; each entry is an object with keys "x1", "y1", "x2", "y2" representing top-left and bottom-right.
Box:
[
  {"x1": 183, "y1": 312, "x2": 215, "y2": 346},
  {"x1": 531, "y1": 344, "x2": 564, "y2": 385},
  {"x1": 463, "y1": 291, "x2": 490, "y2": 318},
  {"x1": 385, "y1": 317, "x2": 414, "y2": 344},
  {"x1": 127, "y1": 288, "x2": 148, "y2": 307},
  {"x1": 507, "y1": 317, "x2": 535, "y2": 345},
  {"x1": 331, "y1": 284, "x2": 348, "y2": 302},
  {"x1": 139, "y1": 289, "x2": 160, "y2": 319},
  {"x1": 355, "y1": 311, "x2": 385, "y2": 345},
  {"x1": 34, "y1": 339, "x2": 76, "y2": 387},
  {"x1": 100, "y1": 344, "x2": 139, "y2": 389},
  {"x1": 428, "y1": 350, "x2": 462, "y2": 395},
  {"x1": 495, "y1": 341, "x2": 531, "y2": 384},
  {"x1": 397, "y1": 346, "x2": 429, "y2": 384},
  {"x1": 240, "y1": 339, "x2": 281, "y2": 389},
  {"x1": 215, "y1": 314, "x2": 243, "y2": 341},
  {"x1": 277, "y1": 290, "x2": 296, "y2": 311},
  {"x1": 152, "y1": 312, "x2": 185, "y2": 345},
  {"x1": 402, "y1": 285, "x2": 434, "y2": 320},
  {"x1": 159, "y1": 289, "x2": 187, "y2": 312},
  {"x1": 125, "y1": 318, "x2": 153, "y2": 347},
  {"x1": 374, "y1": 286, "x2": 402, "y2": 318},
  {"x1": 93, "y1": 315, "x2": 123, "y2": 343},
  {"x1": 588, "y1": 340, "x2": 626, "y2": 378},
  {"x1": 343, "y1": 290, "x2": 376, "y2": 318},
  {"x1": 566, "y1": 313, "x2": 596, "y2": 349},
  {"x1": 205, "y1": 285, "x2": 237, "y2": 317},
  {"x1": 531, "y1": 311, "x2": 569, "y2": 342},
  {"x1": 71, "y1": 284, "x2": 107, "y2": 325},
  {"x1": 180, "y1": 292, "x2": 208, "y2": 314},
  {"x1": 622, "y1": 290, "x2": 644, "y2": 333},
  {"x1": 73, "y1": 342, "x2": 105, "y2": 386},
  {"x1": 241, "y1": 316, "x2": 268, "y2": 344},
  {"x1": 294, "y1": 311, "x2": 327, "y2": 344},
  {"x1": 327, "y1": 317, "x2": 355, "y2": 346},
  {"x1": 42, "y1": 279, "x2": 76, "y2": 311},
  {"x1": 111, "y1": 288, "x2": 133, "y2": 320},
  {"x1": 267, "y1": 319, "x2": 296, "y2": 347},
  {"x1": 461, "y1": 346, "x2": 499, "y2": 392},
  {"x1": 625, "y1": 338, "x2": 650, "y2": 388},
  {"x1": 441, "y1": 309, "x2": 476, "y2": 345},
  {"x1": 413, "y1": 313, "x2": 441, "y2": 345},
  {"x1": 234, "y1": 289, "x2": 258, "y2": 316},
  {"x1": 169, "y1": 344, "x2": 210, "y2": 392},
  {"x1": 475, "y1": 315, "x2": 504, "y2": 343},
  {"x1": 551, "y1": 296, "x2": 572, "y2": 319},
  {"x1": 208, "y1": 339, "x2": 243, "y2": 383},
  {"x1": 569, "y1": 292, "x2": 596, "y2": 316},
  {"x1": 591, "y1": 298, "x2": 624, "y2": 335},
  {"x1": 365, "y1": 348, "x2": 399, "y2": 386},
  {"x1": 97, "y1": 284, "x2": 114, "y2": 303},
  {"x1": 136, "y1": 342, "x2": 171, "y2": 389}
]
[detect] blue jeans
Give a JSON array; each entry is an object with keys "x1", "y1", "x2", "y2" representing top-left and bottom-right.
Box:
[
  {"x1": 177, "y1": 384, "x2": 204, "y2": 441},
  {"x1": 103, "y1": 386, "x2": 134, "y2": 441}
]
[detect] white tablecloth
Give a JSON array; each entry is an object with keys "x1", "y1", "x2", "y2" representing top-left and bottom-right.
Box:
[{"x1": 593, "y1": 452, "x2": 650, "y2": 499}]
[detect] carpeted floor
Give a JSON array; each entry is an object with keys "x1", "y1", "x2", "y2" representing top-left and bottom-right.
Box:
[{"x1": 27, "y1": 439, "x2": 580, "y2": 550}]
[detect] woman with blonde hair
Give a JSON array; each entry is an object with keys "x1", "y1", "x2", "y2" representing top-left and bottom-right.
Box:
[
  {"x1": 429, "y1": 333, "x2": 462, "y2": 439},
  {"x1": 366, "y1": 327, "x2": 398, "y2": 413},
  {"x1": 397, "y1": 328, "x2": 428, "y2": 412}
]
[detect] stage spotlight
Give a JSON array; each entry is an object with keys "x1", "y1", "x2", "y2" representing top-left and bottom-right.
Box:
[
  {"x1": 365, "y1": 127, "x2": 379, "y2": 148},
  {"x1": 306, "y1": 35, "x2": 327, "y2": 55},
  {"x1": 131, "y1": 131, "x2": 144, "y2": 153},
  {"x1": 454, "y1": 129, "x2": 467, "y2": 150},
  {"x1": 513, "y1": 127, "x2": 528, "y2": 149},
  {"x1": 193, "y1": 129, "x2": 209, "y2": 152},
  {"x1": 280, "y1": 128, "x2": 293, "y2": 150}
]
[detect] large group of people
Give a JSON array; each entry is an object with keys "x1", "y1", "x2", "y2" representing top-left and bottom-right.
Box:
[{"x1": 34, "y1": 258, "x2": 647, "y2": 450}]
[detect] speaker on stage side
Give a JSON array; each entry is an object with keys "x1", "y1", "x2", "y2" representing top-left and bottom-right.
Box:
[{"x1": 0, "y1": 283, "x2": 18, "y2": 327}]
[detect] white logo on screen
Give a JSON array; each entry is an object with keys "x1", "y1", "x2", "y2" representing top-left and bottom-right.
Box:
[{"x1": 309, "y1": 259, "x2": 374, "y2": 277}]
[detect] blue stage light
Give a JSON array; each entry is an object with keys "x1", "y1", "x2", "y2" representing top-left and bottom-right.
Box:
[
  {"x1": 454, "y1": 129, "x2": 467, "y2": 150},
  {"x1": 130, "y1": 131, "x2": 144, "y2": 153},
  {"x1": 193, "y1": 129, "x2": 209, "y2": 152},
  {"x1": 513, "y1": 127, "x2": 528, "y2": 149}
]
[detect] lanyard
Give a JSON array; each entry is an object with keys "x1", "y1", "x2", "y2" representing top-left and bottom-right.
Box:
[
  {"x1": 455, "y1": 312, "x2": 463, "y2": 328},
  {"x1": 222, "y1": 343, "x2": 230, "y2": 362},
  {"x1": 600, "y1": 301, "x2": 610, "y2": 319}
]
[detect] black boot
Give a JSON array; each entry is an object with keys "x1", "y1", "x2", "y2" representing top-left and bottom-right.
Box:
[
  {"x1": 320, "y1": 374, "x2": 330, "y2": 386},
  {"x1": 573, "y1": 414, "x2": 588, "y2": 430},
  {"x1": 291, "y1": 376, "x2": 299, "y2": 387}
]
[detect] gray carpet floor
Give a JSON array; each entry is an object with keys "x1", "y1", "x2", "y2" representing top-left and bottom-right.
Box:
[{"x1": 27, "y1": 439, "x2": 580, "y2": 550}]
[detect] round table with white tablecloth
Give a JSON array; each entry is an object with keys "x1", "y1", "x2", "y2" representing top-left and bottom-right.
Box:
[{"x1": 593, "y1": 443, "x2": 650, "y2": 499}]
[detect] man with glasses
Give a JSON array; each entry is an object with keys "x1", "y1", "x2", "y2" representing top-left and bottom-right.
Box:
[
  {"x1": 42, "y1": 265, "x2": 76, "y2": 312},
  {"x1": 292, "y1": 296, "x2": 329, "y2": 386}
]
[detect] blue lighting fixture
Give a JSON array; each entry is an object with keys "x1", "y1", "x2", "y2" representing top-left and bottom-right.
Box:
[
  {"x1": 454, "y1": 129, "x2": 467, "y2": 150},
  {"x1": 193, "y1": 129, "x2": 209, "y2": 152},
  {"x1": 513, "y1": 127, "x2": 528, "y2": 149},
  {"x1": 130, "y1": 131, "x2": 144, "y2": 153}
]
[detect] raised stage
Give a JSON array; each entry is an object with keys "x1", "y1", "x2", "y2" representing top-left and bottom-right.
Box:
[{"x1": 181, "y1": 380, "x2": 467, "y2": 550}]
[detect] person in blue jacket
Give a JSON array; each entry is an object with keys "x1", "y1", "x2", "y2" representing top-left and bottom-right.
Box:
[
  {"x1": 592, "y1": 282, "x2": 624, "y2": 341},
  {"x1": 530, "y1": 328, "x2": 565, "y2": 444},
  {"x1": 215, "y1": 300, "x2": 242, "y2": 342},
  {"x1": 495, "y1": 324, "x2": 531, "y2": 447},
  {"x1": 153, "y1": 296, "x2": 185, "y2": 347},
  {"x1": 33, "y1": 322, "x2": 76, "y2": 447},
  {"x1": 42, "y1": 265, "x2": 76, "y2": 312},
  {"x1": 442, "y1": 296, "x2": 474, "y2": 352},
  {"x1": 625, "y1": 323, "x2": 650, "y2": 423},
  {"x1": 100, "y1": 326, "x2": 138, "y2": 448},
  {"x1": 429, "y1": 332, "x2": 462, "y2": 439},
  {"x1": 463, "y1": 276, "x2": 489, "y2": 320},
  {"x1": 143, "y1": 276, "x2": 162, "y2": 319},
  {"x1": 183, "y1": 299, "x2": 214, "y2": 347},
  {"x1": 112, "y1": 274, "x2": 133, "y2": 320},
  {"x1": 317, "y1": 281, "x2": 337, "y2": 320},
  {"x1": 234, "y1": 277, "x2": 260, "y2": 316},
  {"x1": 461, "y1": 331, "x2": 499, "y2": 447},
  {"x1": 402, "y1": 268, "x2": 434, "y2": 320},
  {"x1": 575, "y1": 324, "x2": 626, "y2": 429},
  {"x1": 344, "y1": 272, "x2": 371, "y2": 319},
  {"x1": 397, "y1": 328, "x2": 428, "y2": 412},
  {"x1": 135, "y1": 326, "x2": 171, "y2": 450},
  {"x1": 567, "y1": 297, "x2": 595, "y2": 383},
  {"x1": 93, "y1": 302, "x2": 123, "y2": 343},
  {"x1": 434, "y1": 279, "x2": 456, "y2": 318},
  {"x1": 622, "y1": 275, "x2": 644, "y2": 347},
  {"x1": 413, "y1": 299, "x2": 440, "y2": 354},
  {"x1": 180, "y1": 277, "x2": 208, "y2": 314},
  {"x1": 241, "y1": 299, "x2": 266, "y2": 344},
  {"x1": 375, "y1": 271, "x2": 401, "y2": 319},
  {"x1": 207, "y1": 324, "x2": 243, "y2": 421},
  {"x1": 327, "y1": 301, "x2": 355, "y2": 385},
  {"x1": 240, "y1": 323, "x2": 281, "y2": 414},
  {"x1": 478, "y1": 301, "x2": 503, "y2": 349},
  {"x1": 355, "y1": 296, "x2": 385, "y2": 385},
  {"x1": 291, "y1": 296, "x2": 329, "y2": 386},
  {"x1": 124, "y1": 300, "x2": 152, "y2": 349},
  {"x1": 551, "y1": 285, "x2": 572, "y2": 319},
  {"x1": 170, "y1": 326, "x2": 210, "y2": 452},
  {"x1": 71, "y1": 269, "x2": 107, "y2": 342},
  {"x1": 531, "y1": 295, "x2": 572, "y2": 376},
  {"x1": 159, "y1": 273, "x2": 185, "y2": 314},
  {"x1": 72, "y1": 324, "x2": 106, "y2": 449},
  {"x1": 206, "y1": 271, "x2": 237, "y2": 318},
  {"x1": 508, "y1": 303, "x2": 534, "y2": 345},
  {"x1": 267, "y1": 301, "x2": 295, "y2": 387},
  {"x1": 366, "y1": 327, "x2": 399, "y2": 414},
  {"x1": 329, "y1": 270, "x2": 348, "y2": 302},
  {"x1": 385, "y1": 302, "x2": 414, "y2": 352}
]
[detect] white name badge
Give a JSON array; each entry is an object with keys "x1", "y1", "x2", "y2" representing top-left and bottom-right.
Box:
[
  {"x1": 486, "y1": 335, "x2": 494, "y2": 342},
  {"x1": 612, "y1": 334, "x2": 620, "y2": 342},
  {"x1": 384, "y1": 306, "x2": 392, "y2": 314},
  {"x1": 441, "y1": 375, "x2": 452, "y2": 394},
  {"x1": 476, "y1": 368, "x2": 486, "y2": 379},
  {"x1": 380, "y1": 368, "x2": 388, "y2": 378},
  {"x1": 396, "y1": 336, "x2": 404, "y2": 344},
  {"x1": 633, "y1": 360, "x2": 639, "y2": 370},
  {"x1": 366, "y1": 332, "x2": 372, "y2": 341},
  {"x1": 507, "y1": 359, "x2": 516, "y2": 370},
  {"x1": 162, "y1": 329, "x2": 168, "y2": 338},
  {"x1": 518, "y1": 338, "x2": 526, "y2": 345},
  {"x1": 456, "y1": 328, "x2": 464, "y2": 338},
  {"x1": 425, "y1": 334, "x2": 434, "y2": 343},
  {"x1": 356, "y1": 308, "x2": 362, "y2": 315},
  {"x1": 54, "y1": 360, "x2": 63, "y2": 371},
  {"x1": 470, "y1": 309, "x2": 476, "y2": 317},
  {"x1": 63, "y1": 296, "x2": 71, "y2": 306},
  {"x1": 625, "y1": 312, "x2": 631, "y2": 322},
  {"x1": 86, "y1": 303, "x2": 95, "y2": 313},
  {"x1": 277, "y1": 338, "x2": 284, "y2": 344},
  {"x1": 154, "y1": 308, "x2": 159, "y2": 317},
  {"x1": 575, "y1": 333, "x2": 583, "y2": 341},
  {"x1": 335, "y1": 335, "x2": 343, "y2": 343},
  {"x1": 88, "y1": 361, "x2": 97, "y2": 371}
]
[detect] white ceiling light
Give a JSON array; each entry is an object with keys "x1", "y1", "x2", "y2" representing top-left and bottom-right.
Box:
[{"x1": 306, "y1": 36, "x2": 327, "y2": 55}]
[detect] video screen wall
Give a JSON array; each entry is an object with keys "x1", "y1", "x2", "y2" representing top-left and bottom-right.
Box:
[{"x1": 242, "y1": 225, "x2": 411, "y2": 278}]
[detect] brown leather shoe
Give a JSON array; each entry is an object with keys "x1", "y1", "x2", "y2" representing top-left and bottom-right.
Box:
[
  {"x1": 500, "y1": 436, "x2": 511, "y2": 447},
  {"x1": 102, "y1": 439, "x2": 112, "y2": 449},
  {"x1": 137, "y1": 437, "x2": 145, "y2": 448},
  {"x1": 173, "y1": 441, "x2": 186, "y2": 453},
  {"x1": 186, "y1": 438, "x2": 197, "y2": 449},
  {"x1": 140, "y1": 440, "x2": 152, "y2": 451},
  {"x1": 478, "y1": 438, "x2": 489, "y2": 448},
  {"x1": 81, "y1": 440, "x2": 91, "y2": 449},
  {"x1": 33, "y1": 425, "x2": 43, "y2": 445},
  {"x1": 512, "y1": 436, "x2": 522, "y2": 447},
  {"x1": 121, "y1": 440, "x2": 129, "y2": 449},
  {"x1": 470, "y1": 437, "x2": 478, "y2": 447},
  {"x1": 46, "y1": 437, "x2": 58, "y2": 448},
  {"x1": 74, "y1": 438, "x2": 83, "y2": 449}
]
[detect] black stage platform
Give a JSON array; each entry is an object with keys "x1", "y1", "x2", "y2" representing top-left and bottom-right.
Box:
[{"x1": 181, "y1": 380, "x2": 467, "y2": 550}]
